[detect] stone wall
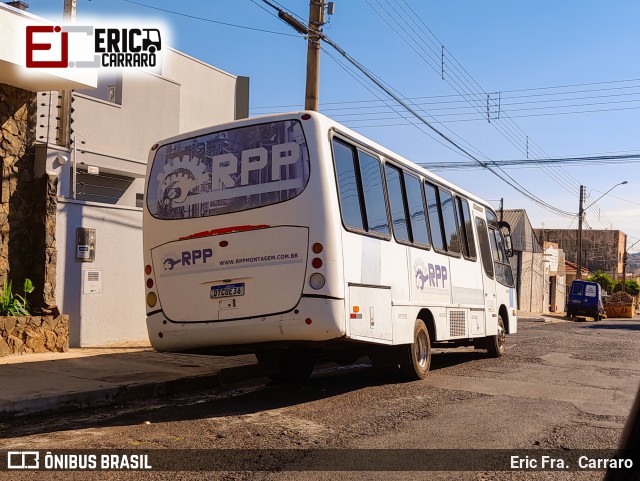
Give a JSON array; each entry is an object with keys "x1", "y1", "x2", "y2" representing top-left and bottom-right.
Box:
[
  {"x1": 33, "y1": 174, "x2": 58, "y2": 311},
  {"x1": 1, "y1": 83, "x2": 57, "y2": 312},
  {"x1": 0, "y1": 315, "x2": 69, "y2": 356},
  {"x1": 0, "y1": 83, "x2": 65, "y2": 356}
]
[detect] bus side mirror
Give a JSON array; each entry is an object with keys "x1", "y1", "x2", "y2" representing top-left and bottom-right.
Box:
[
  {"x1": 504, "y1": 234, "x2": 514, "y2": 257},
  {"x1": 497, "y1": 220, "x2": 514, "y2": 257}
]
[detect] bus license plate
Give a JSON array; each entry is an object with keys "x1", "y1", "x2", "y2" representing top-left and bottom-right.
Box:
[{"x1": 211, "y1": 283, "x2": 245, "y2": 299}]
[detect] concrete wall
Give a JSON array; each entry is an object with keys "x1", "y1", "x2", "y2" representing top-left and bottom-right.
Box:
[
  {"x1": 55, "y1": 200, "x2": 146, "y2": 346},
  {"x1": 163, "y1": 49, "x2": 241, "y2": 133},
  {"x1": 74, "y1": 74, "x2": 181, "y2": 165},
  {"x1": 516, "y1": 251, "x2": 548, "y2": 313}
]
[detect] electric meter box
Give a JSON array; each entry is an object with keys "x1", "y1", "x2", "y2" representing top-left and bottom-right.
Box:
[{"x1": 76, "y1": 227, "x2": 96, "y2": 262}]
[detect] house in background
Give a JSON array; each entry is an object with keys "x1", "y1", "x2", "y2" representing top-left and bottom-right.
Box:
[
  {"x1": 35, "y1": 49, "x2": 249, "y2": 346},
  {"x1": 502, "y1": 209, "x2": 549, "y2": 313},
  {"x1": 564, "y1": 261, "x2": 590, "y2": 288},
  {"x1": 535, "y1": 228, "x2": 626, "y2": 280},
  {"x1": 543, "y1": 241, "x2": 566, "y2": 313}
]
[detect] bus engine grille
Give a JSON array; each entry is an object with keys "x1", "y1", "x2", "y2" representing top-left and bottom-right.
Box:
[{"x1": 448, "y1": 310, "x2": 467, "y2": 337}]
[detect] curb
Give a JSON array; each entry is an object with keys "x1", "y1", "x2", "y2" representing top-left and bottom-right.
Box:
[
  {"x1": 520, "y1": 317, "x2": 570, "y2": 324},
  {"x1": 0, "y1": 362, "x2": 262, "y2": 419}
]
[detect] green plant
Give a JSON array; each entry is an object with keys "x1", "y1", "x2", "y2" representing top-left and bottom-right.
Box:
[
  {"x1": 613, "y1": 279, "x2": 640, "y2": 296},
  {"x1": 587, "y1": 270, "x2": 614, "y2": 293},
  {"x1": 0, "y1": 278, "x2": 34, "y2": 316}
]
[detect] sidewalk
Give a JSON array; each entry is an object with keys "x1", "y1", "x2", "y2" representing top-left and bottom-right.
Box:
[
  {"x1": 0, "y1": 346, "x2": 260, "y2": 418},
  {"x1": 517, "y1": 310, "x2": 569, "y2": 323}
]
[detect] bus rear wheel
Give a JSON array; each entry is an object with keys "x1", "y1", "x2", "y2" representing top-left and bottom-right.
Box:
[
  {"x1": 255, "y1": 349, "x2": 314, "y2": 383},
  {"x1": 397, "y1": 319, "x2": 431, "y2": 380}
]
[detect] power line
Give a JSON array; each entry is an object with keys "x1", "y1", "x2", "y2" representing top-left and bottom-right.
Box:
[
  {"x1": 365, "y1": 0, "x2": 582, "y2": 199},
  {"x1": 252, "y1": 80, "x2": 640, "y2": 110},
  {"x1": 421, "y1": 153, "x2": 640, "y2": 170},
  {"x1": 257, "y1": 0, "x2": 576, "y2": 219},
  {"x1": 122, "y1": 0, "x2": 299, "y2": 37}
]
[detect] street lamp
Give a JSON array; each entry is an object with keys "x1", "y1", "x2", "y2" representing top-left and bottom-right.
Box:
[{"x1": 576, "y1": 181, "x2": 628, "y2": 279}]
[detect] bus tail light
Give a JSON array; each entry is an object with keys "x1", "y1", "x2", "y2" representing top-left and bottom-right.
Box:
[
  {"x1": 309, "y1": 273, "x2": 325, "y2": 290},
  {"x1": 146, "y1": 278, "x2": 154, "y2": 288},
  {"x1": 145, "y1": 264, "x2": 152, "y2": 275},
  {"x1": 147, "y1": 292, "x2": 158, "y2": 308},
  {"x1": 312, "y1": 243, "x2": 323, "y2": 254},
  {"x1": 312, "y1": 257, "x2": 323, "y2": 269}
]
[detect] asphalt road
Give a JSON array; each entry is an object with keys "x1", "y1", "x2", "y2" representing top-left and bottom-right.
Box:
[{"x1": 1, "y1": 317, "x2": 639, "y2": 481}]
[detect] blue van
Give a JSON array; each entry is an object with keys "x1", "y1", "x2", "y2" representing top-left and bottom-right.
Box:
[{"x1": 567, "y1": 280, "x2": 604, "y2": 321}]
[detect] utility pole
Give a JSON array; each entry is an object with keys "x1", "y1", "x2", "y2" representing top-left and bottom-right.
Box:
[
  {"x1": 622, "y1": 235, "x2": 628, "y2": 292},
  {"x1": 577, "y1": 185, "x2": 584, "y2": 279},
  {"x1": 305, "y1": 0, "x2": 326, "y2": 111},
  {"x1": 575, "y1": 181, "x2": 627, "y2": 281}
]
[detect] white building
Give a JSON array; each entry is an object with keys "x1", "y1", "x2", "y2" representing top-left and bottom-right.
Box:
[{"x1": 35, "y1": 49, "x2": 249, "y2": 346}]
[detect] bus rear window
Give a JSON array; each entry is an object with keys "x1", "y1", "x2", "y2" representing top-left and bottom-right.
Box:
[{"x1": 147, "y1": 120, "x2": 310, "y2": 219}]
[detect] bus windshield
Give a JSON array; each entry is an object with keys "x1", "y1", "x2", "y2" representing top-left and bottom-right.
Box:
[{"x1": 147, "y1": 119, "x2": 310, "y2": 220}]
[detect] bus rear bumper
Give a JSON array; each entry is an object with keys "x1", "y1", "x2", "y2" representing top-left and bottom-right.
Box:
[{"x1": 146, "y1": 297, "x2": 345, "y2": 352}]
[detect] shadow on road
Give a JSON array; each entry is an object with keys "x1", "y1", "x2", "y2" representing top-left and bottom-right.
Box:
[
  {"x1": 1, "y1": 350, "x2": 490, "y2": 440},
  {"x1": 581, "y1": 322, "x2": 640, "y2": 331}
]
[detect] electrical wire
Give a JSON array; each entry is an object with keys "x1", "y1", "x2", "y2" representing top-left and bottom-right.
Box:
[{"x1": 122, "y1": 0, "x2": 299, "y2": 37}]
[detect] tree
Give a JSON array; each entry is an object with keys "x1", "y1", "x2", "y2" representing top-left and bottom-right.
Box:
[
  {"x1": 613, "y1": 279, "x2": 640, "y2": 296},
  {"x1": 587, "y1": 270, "x2": 614, "y2": 293}
]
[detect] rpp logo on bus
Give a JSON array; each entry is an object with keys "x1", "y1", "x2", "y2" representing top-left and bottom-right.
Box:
[
  {"x1": 163, "y1": 248, "x2": 213, "y2": 270},
  {"x1": 415, "y1": 261, "x2": 448, "y2": 290}
]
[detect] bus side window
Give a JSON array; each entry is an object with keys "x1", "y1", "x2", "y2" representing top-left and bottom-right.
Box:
[
  {"x1": 403, "y1": 172, "x2": 430, "y2": 246},
  {"x1": 424, "y1": 182, "x2": 445, "y2": 251},
  {"x1": 384, "y1": 164, "x2": 410, "y2": 243},
  {"x1": 457, "y1": 197, "x2": 477, "y2": 260},
  {"x1": 358, "y1": 151, "x2": 390, "y2": 236},
  {"x1": 439, "y1": 189, "x2": 460, "y2": 254},
  {"x1": 475, "y1": 217, "x2": 494, "y2": 278},
  {"x1": 332, "y1": 139, "x2": 365, "y2": 230}
]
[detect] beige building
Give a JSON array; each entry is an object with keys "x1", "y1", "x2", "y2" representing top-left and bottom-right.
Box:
[
  {"x1": 543, "y1": 241, "x2": 566, "y2": 313},
  {"x1": 35, "y1": 49, "x2": 249, "y2": 346},
  {"x1": 501, "y1": 209, "x2": 547, "y2": 313},
  {"x1": 535, "y1": 229, "x2": 626, "y2": 279}
]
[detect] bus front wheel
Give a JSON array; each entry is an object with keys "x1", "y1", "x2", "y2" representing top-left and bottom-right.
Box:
[
  {"x1": 484, "y1": 316, "x2": 506, "y2": 358},
  {"x1": 397, "y1": 319, "x2": 431, "y2": 380}
]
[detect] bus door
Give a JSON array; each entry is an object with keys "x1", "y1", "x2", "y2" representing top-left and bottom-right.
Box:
[{"x1": 474, "y1": 215, "x2": 498, "y2": 334}]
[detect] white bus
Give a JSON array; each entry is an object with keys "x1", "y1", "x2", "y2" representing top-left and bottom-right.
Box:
[{"x1": 143, "y1": 111, "x2": 517, "y2": 381}]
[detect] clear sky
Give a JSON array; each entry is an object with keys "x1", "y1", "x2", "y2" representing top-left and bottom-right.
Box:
[{"x1": 28, "y1": 0, "x2": 640, "y2": 252}]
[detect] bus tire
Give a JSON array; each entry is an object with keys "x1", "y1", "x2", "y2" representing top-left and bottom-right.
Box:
[
  {"x1": 256, "y1": 349, "x2": 314, "y2": 383},
  {"x1": 485, "y1": 316, "x2": 506, "y2": 358},
  {"x1": 398, "y1": 319, "x2": 431, "y2": 380}
]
